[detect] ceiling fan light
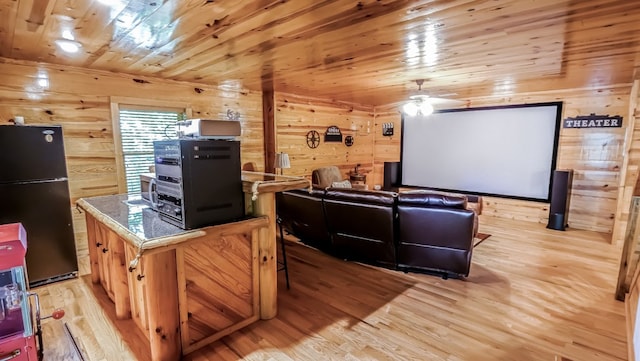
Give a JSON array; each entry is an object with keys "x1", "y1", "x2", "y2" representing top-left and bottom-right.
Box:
[
  {"x1": 419, "y1": 101, "x2": 434, "y2": 116},
  {"x1": 402, "y1": 101, "x2": 419, "y2": 116},
  {"x1": 55, "y1": 39, "x2": 81, "y2": 53}
]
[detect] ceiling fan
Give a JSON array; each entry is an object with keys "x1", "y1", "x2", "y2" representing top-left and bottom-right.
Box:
[{"x1": 402, "y1": 79, "x2": 458, "y2": 116}]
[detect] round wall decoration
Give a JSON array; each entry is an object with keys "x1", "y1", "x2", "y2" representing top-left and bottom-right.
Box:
[
  {"x1": 306, "y1": 130, "x2": 320, "y2": 149},
  {"x1": 345, "y1": 135, "x2": 354, "y2": 147}
]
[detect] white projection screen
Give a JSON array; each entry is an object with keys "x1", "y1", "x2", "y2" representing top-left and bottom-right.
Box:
[{"x1": 401, "y1": 102, "x2": 562, "y2": 202}]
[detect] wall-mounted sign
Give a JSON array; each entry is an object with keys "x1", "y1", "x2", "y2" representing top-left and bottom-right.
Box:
[
  {"x1": 382, "y1": 122, "x2": 394, "y2": 136},
  {"x1": 324, "y1": 125, "x2": 343, "y2": 142},
  {"x1": 563, "y1": 113, "x2": 623, "y2": 128},
  {"x1": 345, "y1": 135, "x2": 354, "y2": 146}
]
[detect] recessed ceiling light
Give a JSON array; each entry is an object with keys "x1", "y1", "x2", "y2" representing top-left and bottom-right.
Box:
[
  {"x1": 37, "y1": 78, "x2": 49, "y2": 88},
  {"x1": 55, "y1": 39, "x2": 82, "y2": 53}
]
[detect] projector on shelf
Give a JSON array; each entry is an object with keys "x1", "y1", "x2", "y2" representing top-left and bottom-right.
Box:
[{"x1": 177, "y1": 119, "x2": 241, "y2": 139}]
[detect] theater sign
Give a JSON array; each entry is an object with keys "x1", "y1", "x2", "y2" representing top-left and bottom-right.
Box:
[{"x1": 563, "y1": 113, "x2": 623, "y2": 128}]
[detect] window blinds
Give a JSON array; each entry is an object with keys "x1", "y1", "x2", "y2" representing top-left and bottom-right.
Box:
[{"x1": 119, "y1": 109, "x2": 180, "y2": 194}]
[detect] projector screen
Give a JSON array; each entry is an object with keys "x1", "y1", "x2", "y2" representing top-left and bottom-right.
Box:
[{"x1": 401, "y1": 102, "x2": 562, "y2": 202}]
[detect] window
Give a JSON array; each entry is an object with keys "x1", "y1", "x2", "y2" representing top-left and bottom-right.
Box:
[{"x1": 118, "y1": 108, "x2": 182, "y2": 194}]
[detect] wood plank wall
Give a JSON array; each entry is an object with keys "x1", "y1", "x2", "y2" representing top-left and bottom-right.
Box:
[
  {"x1": 0, "y1": 58, "x2": 264, "y2": 268},
  {"x1": 0, "y1": 56, "x2": 632, "y2": 262},
  {"x1": 273, "y1": 86, "x2": 630, "y2": 235},
  {"x1": 274, "y1": 92, "x2": 375, "y2": 183},
  {"x1": 372, "y1": 107, "x2": 402, "y2": 187},
  {"x1": 373, "y1": 85, "x2": 631, "y2": 234}
]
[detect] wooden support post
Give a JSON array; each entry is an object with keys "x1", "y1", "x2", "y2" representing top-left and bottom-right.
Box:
[
  {"x1": 145, "y1": 250, "x2": 181, "y2": 361},
  {"x1": 262, "y1": 81, "x2": 276, "y2": 174},
  {"x1": 252, "y1": 192, "x2": 278, "y2": 319}
]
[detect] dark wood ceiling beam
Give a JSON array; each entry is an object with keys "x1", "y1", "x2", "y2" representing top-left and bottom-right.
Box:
[
  {"x1": 262, "y1": 74, "x2": 276, "y2": 174},
  {"x1": 26, "y1": 0, "x2": 49, "y2": 32}
]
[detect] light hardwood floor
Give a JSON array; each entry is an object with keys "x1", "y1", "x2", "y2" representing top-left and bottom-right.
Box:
[{"x1": 36, "y1": 216, "x2": 627, "y2": 360}]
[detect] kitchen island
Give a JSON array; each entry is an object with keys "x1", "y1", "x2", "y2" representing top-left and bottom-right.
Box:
[{"x1": 76, "y1": 172, "x2": 310, "y2": 361}]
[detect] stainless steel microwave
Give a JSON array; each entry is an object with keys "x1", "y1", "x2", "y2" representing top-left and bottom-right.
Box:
[{"x1": 139, "y1": 172, "x2": 157, "y2": 208}]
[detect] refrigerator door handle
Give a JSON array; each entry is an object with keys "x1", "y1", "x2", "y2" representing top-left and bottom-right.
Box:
[{"x1": 0, "y1": 178, "x2": 68, "y2": 186}]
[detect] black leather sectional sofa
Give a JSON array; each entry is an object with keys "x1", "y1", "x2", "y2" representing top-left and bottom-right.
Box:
[{"x1": 276, "y1": 187, "x2": 479, "y2": 278}]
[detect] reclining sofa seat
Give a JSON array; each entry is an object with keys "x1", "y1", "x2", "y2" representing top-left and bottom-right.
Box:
[
  {"x1": 396, "y1": 192, "x2": 477, "y2": 277},
  {"x1": 276, "y1": 187, "x2": 479, "y2": 278},
  {"x1": 323, "y1": 188, "x2": 397, "y2": 268},
  {"x1": 276, "y1": 188, "x2": 332, "y2": 252}
]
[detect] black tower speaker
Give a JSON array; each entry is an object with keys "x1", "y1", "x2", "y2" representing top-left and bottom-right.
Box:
[
  {"x1": 383, "y1": 162, "x2": 401, "y2": 191},
  {"x1": 547, "y1": 169, "x2": 573, "y2": 231}
]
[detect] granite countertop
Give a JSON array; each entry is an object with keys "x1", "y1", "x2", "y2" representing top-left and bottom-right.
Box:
[
  {"x1": 76, "y1": 173, "x2": 309, "y2": 254},
  {"x1": 77, "y1": 193, "x2": 271, "y2": 257},
  {"x1": 78, "y1": 194, "x2": 193, "y2": 244}
]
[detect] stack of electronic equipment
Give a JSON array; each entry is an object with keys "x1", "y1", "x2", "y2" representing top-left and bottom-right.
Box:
[{"x1": 153, "y1": 119, "x2": 244, "y2": 230}]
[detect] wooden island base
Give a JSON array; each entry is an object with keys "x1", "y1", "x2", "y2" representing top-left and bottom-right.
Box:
[
  {"x1": 84, "y1": 211, "x2": 268, "y2": 360},
  {"x1": 78, "y1": 173, "x2": 310, "y2": 360}
]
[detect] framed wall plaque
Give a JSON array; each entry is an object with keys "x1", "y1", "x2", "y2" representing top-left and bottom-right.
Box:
[{"x1": 324, "y1": 125, "x2": 343, "y2": 142}]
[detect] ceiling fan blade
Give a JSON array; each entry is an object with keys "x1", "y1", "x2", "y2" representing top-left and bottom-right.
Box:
[{"x1": 427, "y1": 97, "x2": 464, "y2": 105}]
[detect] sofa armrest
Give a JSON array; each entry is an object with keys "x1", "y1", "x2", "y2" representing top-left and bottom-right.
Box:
[{"x1": 465, "y1": 195, "x2": 483, "y2": 215}]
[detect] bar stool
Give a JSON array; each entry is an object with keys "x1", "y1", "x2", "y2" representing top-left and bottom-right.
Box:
[{"x1": 276, "y1": 216, "x2": 290, "y2": 289}]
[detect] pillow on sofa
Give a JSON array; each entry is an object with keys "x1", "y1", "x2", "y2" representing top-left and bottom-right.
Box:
[{"x1": 331, "y1": 180, "x2": 352, "y2": 188}]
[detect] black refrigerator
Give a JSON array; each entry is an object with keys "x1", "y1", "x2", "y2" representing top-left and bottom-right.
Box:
[{"x1": 0, "y1": 125, "x2": 78, "y2": 287}]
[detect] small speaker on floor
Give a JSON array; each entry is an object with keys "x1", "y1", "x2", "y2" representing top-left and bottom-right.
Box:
[
  {"x1": 383, "y1": 162, "x2": 401, "y2": 190},
  {"x1": 547, "y1": 169, "x2": 573, "y2": 231}
]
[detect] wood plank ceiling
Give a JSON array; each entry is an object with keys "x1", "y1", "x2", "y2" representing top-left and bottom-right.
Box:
[{"x1": 1, "y1": 0, "x2": 639, "y2": 106}]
